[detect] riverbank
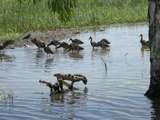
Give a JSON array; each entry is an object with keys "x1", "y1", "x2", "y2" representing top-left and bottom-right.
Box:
[{"x1": 0, "y1": 0, "x2": 147, "y2": 41}]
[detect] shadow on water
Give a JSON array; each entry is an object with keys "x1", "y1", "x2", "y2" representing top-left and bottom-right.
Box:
[{"x1": 150, "y1": 99, "x2": 160, "y2": 120}]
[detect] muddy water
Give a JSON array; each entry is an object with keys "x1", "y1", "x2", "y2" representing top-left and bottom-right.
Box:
[{"x1": 0, "y1": 24, "x2": 154, "y2": 120}]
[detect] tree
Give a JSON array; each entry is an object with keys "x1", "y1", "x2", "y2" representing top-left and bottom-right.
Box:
[{"x1": 145, "y1": 0, "x2": 160, "y2": 99}]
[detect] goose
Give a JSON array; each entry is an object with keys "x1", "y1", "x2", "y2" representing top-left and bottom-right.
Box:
[
  {"x1": 69, "y1": 38, "x2": 84, "y2": 44},
  {"x1": 47, "y1": 40, "x2": 60, "y2": 48},
  {"x1": 99, "y1": 38, "x2": 110, "y2": 44},
  {"x1": 43, "y1": 45, "x2": 54, "y2": 55},
  {"x1": 140, "y1": 34, "x2": 150, "y2": 47},
  {"x1": 39, "y1": 80, "x2": 60, "y2": 94},
  {"x1": 0, "y1": 40, "x2": 14, "y2": 50},
  {"x1": 67, "y1": 43, "x2": 84, "y2": 52},
  {"x1": 56, "y1": 42, "x2": 70, "y2": 49},
  {"x1": 89, "y1": 36, "x2": 99, "y2": 49},
  {"x1": 97, "y1": 41, "x2": 110, "y2": 48},
  {"x1": 31, "y1": 38, "x2": 45, "y2": 49}
]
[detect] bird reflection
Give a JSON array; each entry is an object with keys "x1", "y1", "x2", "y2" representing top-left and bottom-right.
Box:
[
  {"x1": 91, "y1": 48, "x2": 110, "y2": 60},
  {"x1": 44, "y1": 57, "x2": 54, "y2": 68},
  {"x1": 141, "y1": 46, "x2": 150, "y2": 58},
  {"x1": 49, "y1": 87, "x2": 88, "y2": 104},
  {"x1": 0, "y1": 53, "x2": 15, "y2": 62},
  {"x1": 68, "y1": 52, "x2": 83, "y2": 59},
  {"x1": 50, "y1": 92, "x2": 64, "y2": 103},
  {"x1": 35, "y1": 49, "x2": 45, "y2": 59},
  {"x1": 92, "y1": 48, "x2": 110, "y2": 55}
]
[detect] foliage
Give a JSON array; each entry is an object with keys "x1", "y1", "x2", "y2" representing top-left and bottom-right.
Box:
[
  {"x1": 17, "y1": 0, "x2": 76, "y2": 22},
  {"x1": 0, "y1": 0, "x2": 147, "y2": 40}
]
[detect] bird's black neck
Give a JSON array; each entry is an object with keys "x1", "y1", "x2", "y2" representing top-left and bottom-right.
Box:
[{"x1": 89, "y1": 37, "x2": 92, "y2": 43}]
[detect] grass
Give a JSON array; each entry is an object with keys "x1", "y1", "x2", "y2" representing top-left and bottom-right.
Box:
[{"x1": 0, "y1": 0, "x2": 148, "y2": 41}]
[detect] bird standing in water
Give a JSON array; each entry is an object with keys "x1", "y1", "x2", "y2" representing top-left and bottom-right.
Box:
[
  {"x1": 47, "y1": 40, "x2": 61, "y2": 48},
  {"x1": 89, "y1": 36, "x2": 110, "y2": 49},
  {"x1": 31, "y1": 38, "x2": 45, "y2": 49},
  {"x1": 89, "y1": 36, "x2": 99, "y2": 49},
  {"x1": 43, "y1": 45, "x2": 54, "y2": 56},
  {"x1": 139, "y1": 34, "x2": 150, "y2": 47},
  {"x1": 69, "y1": 38, "x2": 84, "y2": 45}
]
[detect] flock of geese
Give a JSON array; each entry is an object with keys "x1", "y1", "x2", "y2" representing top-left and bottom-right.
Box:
[
  {"x1": 0, "y1": 32, "x2": 150, "y2": 94},
  {"x1": 28, "y1": 33, "x2": 149, "y2": 56},
  {"x1": 0, "y1": 33, "x2": 149, "y2": 55},
  {"x1": 23, "y1": 34, "x2": 111, "y2": 55}
]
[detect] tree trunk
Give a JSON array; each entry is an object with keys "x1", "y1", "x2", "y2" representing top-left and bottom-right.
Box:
[{"x1": 145, "y1": 0, "x2": 160, "y2": 99}]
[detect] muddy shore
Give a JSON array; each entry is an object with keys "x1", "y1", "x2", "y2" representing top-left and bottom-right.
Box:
[{"x1": 9, "y1": 28, "x2": 81, "y2": 48}]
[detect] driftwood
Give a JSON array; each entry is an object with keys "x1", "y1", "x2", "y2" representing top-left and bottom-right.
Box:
[{"x1": 54, "y1": 73, "x2": 87, "y2": 91}]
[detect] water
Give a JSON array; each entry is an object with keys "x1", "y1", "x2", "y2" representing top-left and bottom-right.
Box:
[{"x1": 0, "y1": 23, "x2": 155, "y2": 120}]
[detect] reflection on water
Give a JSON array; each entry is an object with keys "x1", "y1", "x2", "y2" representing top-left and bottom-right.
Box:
[
  {"x1": 68, "y1": 52, "x2": 83, "y2": 59},
  {"x1": 151, "y1": 99, "x2": 160, "y2": 120},
  {"x1": 50, "y1": 87, "x2": 88, "y2": 104},
  {"x1": 0, "y1": 23, "x2": 157, "y2": 120},
  {"x1": 0, "y1": 53, "x2": 15, "y2": 62},
  {"x1": 141, "y1": 46, "x2": 150, "y2": 58},
  {"x1": 0, "y1": 89, "x2": 14, "y2": 105}
]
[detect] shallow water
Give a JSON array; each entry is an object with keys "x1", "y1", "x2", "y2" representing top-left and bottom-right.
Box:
[{"x1": 0, "y1": 23, "x2": 155, "y2": 120}]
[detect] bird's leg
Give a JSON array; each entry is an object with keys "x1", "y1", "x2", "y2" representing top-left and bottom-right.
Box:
[
  {"x1": 69, "y1": 81, "x2": 74, "y2": 90},
  {"x1": 58, "y1": 79, "x2": 64, "y2": 92},
  {"x1": 50, "y1": 87, "x2": 54, "y2": 96}
]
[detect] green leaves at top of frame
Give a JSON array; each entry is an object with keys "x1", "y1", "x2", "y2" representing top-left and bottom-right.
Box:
[{"x1": 47, "y1": 0, "x2": 77, "y2": 22}]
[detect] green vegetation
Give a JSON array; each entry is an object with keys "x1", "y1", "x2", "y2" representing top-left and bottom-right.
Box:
[{"x1": 0, "y1": 0, "x2": 148, "y2": 40}]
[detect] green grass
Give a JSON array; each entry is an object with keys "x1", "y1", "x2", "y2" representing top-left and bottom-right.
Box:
[{"x1": 0, "y1": 0, "x2": 148, "y2": 40}]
